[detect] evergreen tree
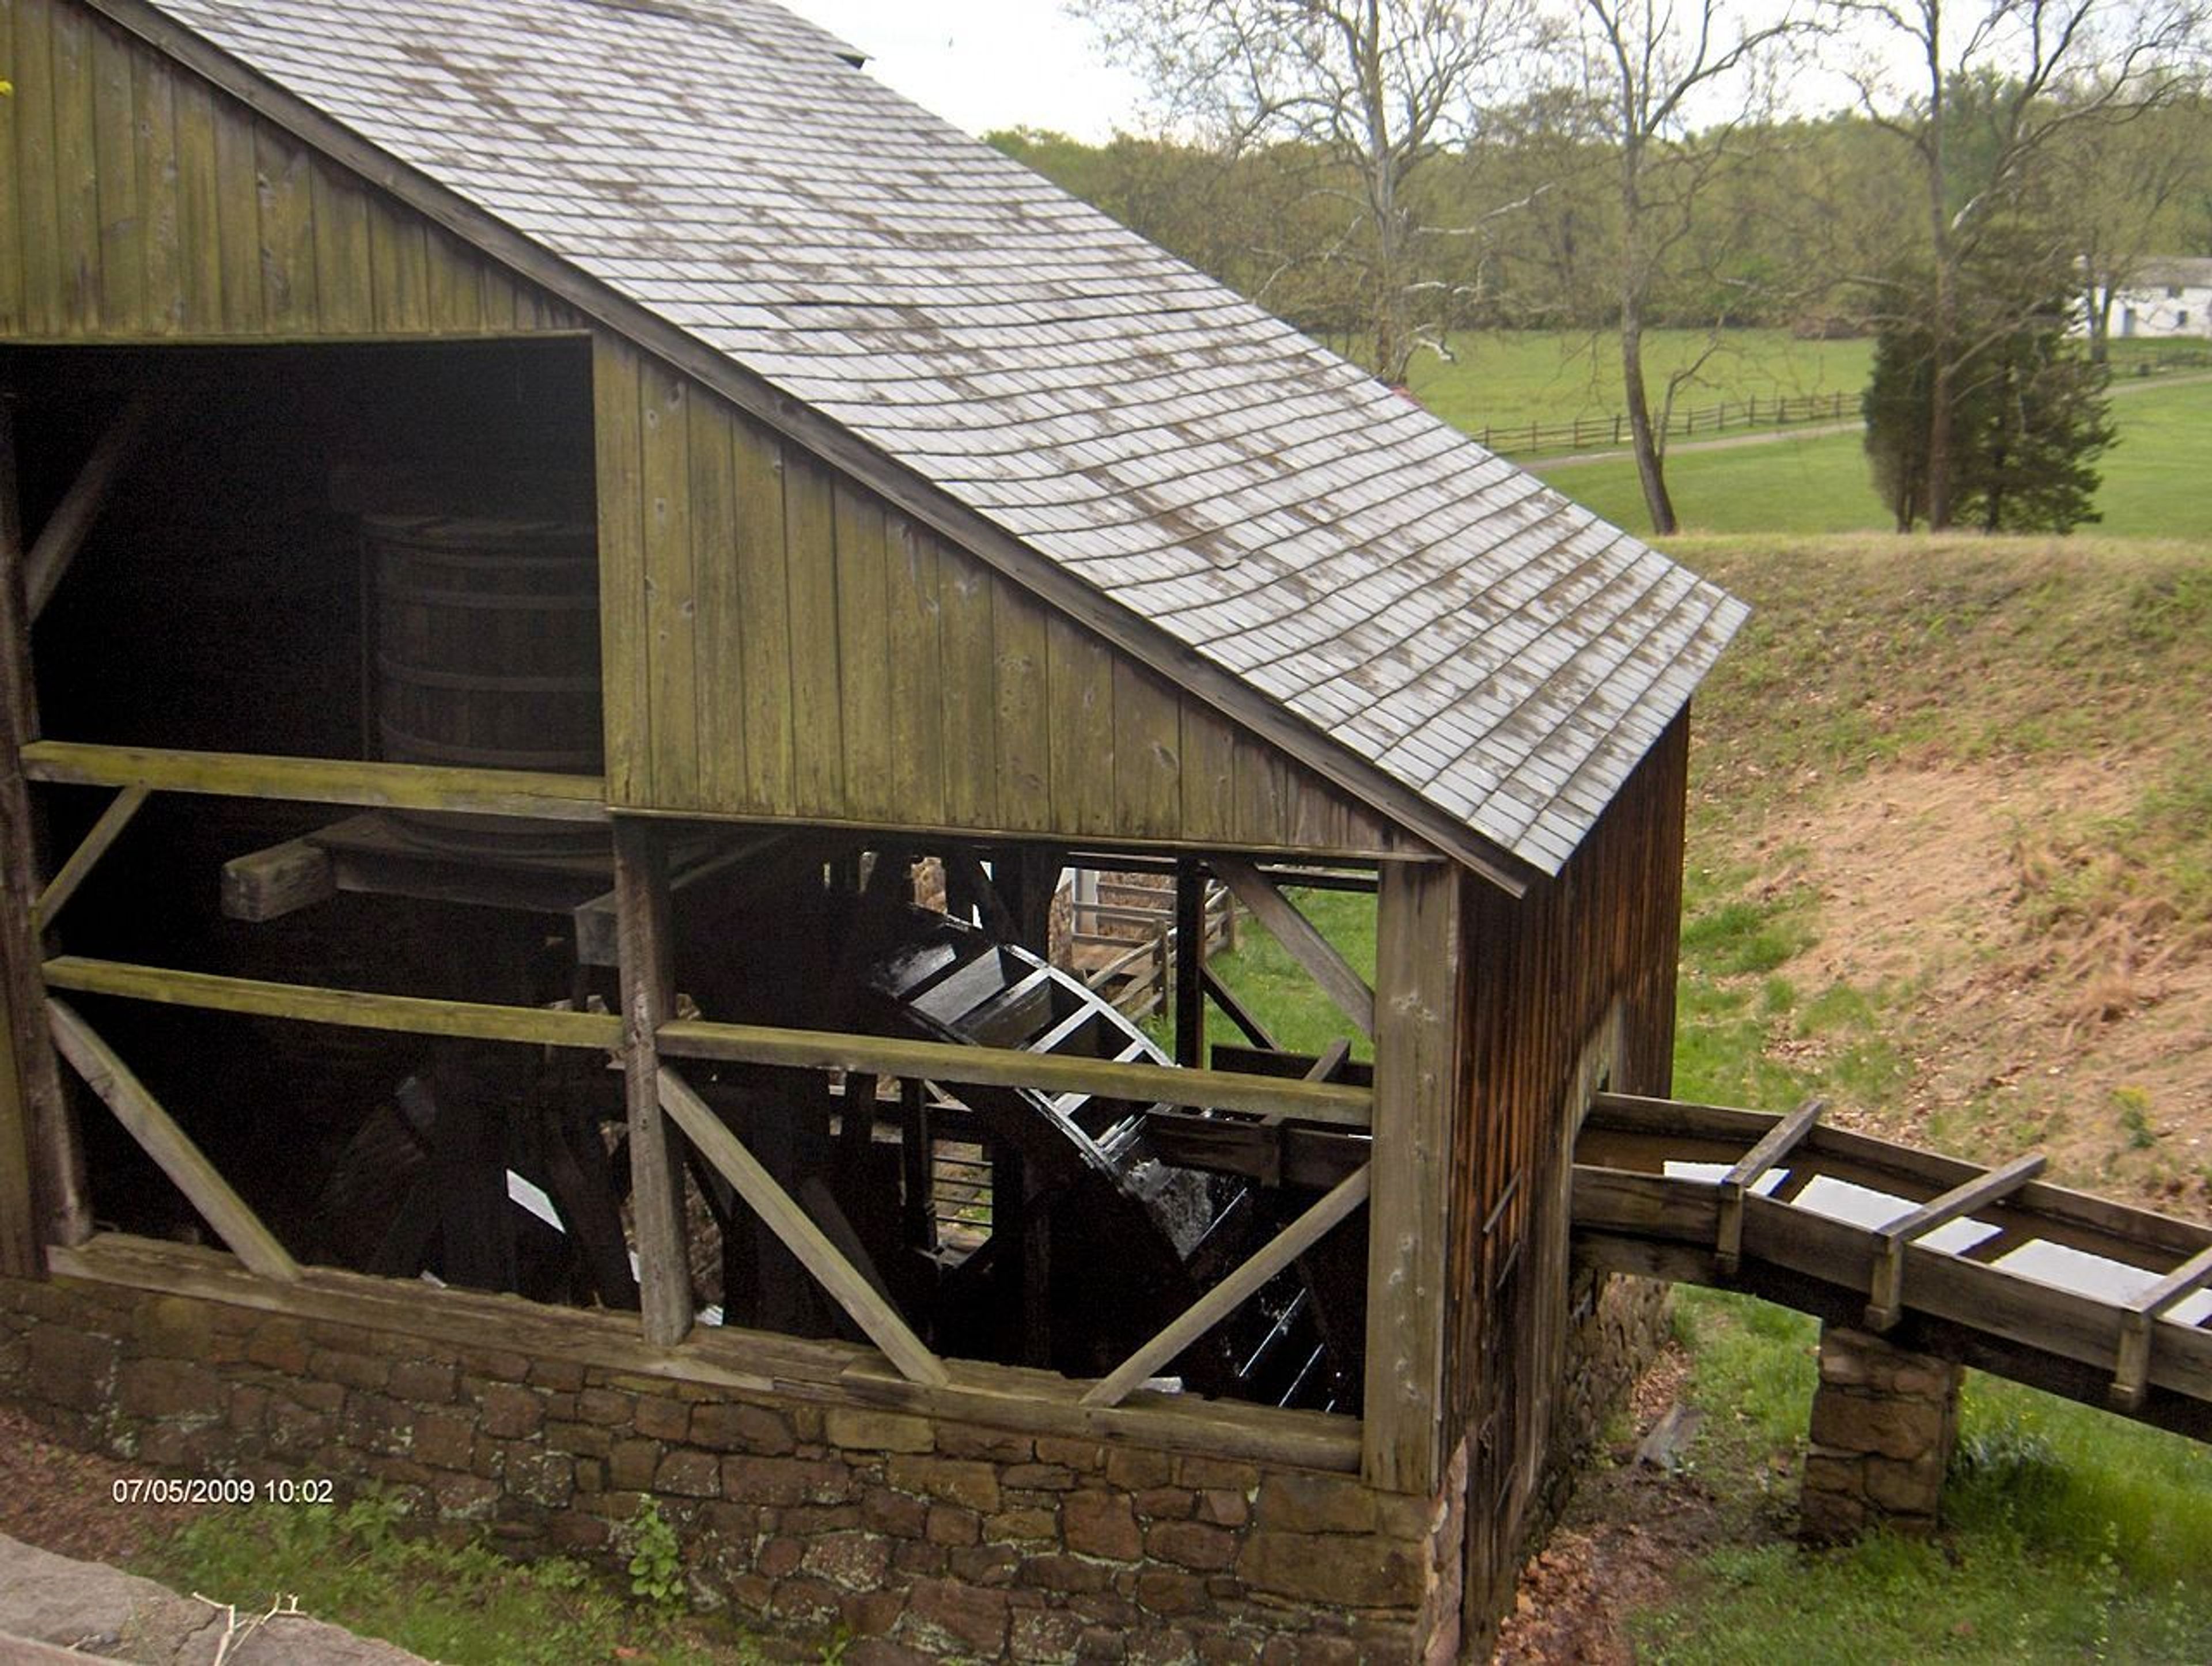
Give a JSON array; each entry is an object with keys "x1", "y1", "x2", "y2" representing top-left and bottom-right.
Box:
[{"x1": 1863, "y1": 243, "x2": 2114, "y2": 535}]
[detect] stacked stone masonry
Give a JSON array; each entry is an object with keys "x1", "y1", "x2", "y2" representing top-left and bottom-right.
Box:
[
  {"x1": 1800, "y1": 1324, "x2": 1963, "y2": 1542},
  {"x1": 0, "y1": 1271, "x2": 1462, "y2": 1662}
]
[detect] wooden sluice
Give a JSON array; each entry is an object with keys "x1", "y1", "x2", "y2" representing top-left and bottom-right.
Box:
[{"x1": 1573, "y1": 1092, "x2": 2212, "y2": 1441}]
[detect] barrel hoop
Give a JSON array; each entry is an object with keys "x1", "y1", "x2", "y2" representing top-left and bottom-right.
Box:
[
  {"x1": 377, "y1": 586, "x2": 599, "y2": 612},
  {"x1": 376, "y1": 720, "x2": 603, "y2": 772},
  {"x1": 374, "y1": 654, "x2": 601, "y2": 695}
]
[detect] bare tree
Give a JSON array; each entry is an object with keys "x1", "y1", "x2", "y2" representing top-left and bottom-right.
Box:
[
  {"x1": 1070, "y1": 0, "x2": 1546, "y2": 384},
  {"x1": 1571, "y1": 0, "x2": 1808, "y2": 533},
  {"x1": 1834, "y1": 0, "x2": 2205, "y2": 527}
]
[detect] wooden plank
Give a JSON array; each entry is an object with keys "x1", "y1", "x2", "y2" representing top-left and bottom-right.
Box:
[
  {"x1": 367, "y1": 194, "x2": 429, "y2": 333},
  {"x1": 424, "y1": 225, "x2": 484, "y2": 334},
  {"x1": 308, "y1": 158, "x2": 374, "y2": 335},
  {"x1": 592, "y1": 336, "x2": 650, "y2": 804},
  {"x1": 1173, "y1": 858, "x2": 1205, "y2": 1068},
  {"x1": 32, "y1": 783, "x2": 146, "y2": 931},
  {"x1": 1361, "y1": 859, "x2": 1459, "y2": 1494},
  {"x1": 49, "y1": 0, "x2": 98, "y2": 333},
  {"x1": 833, "y1": 482, "x2": 892, "y2": 821},
  {"x1": 207, "y1": 81, "x2": 259, "y2": 331},
  {"x1": 0, "y1": 398, "x2": 66, "y2": 1269},
  {"x1": 168, "y1": 71, "x2": 219, "y2": 335},
  {"x1": 90, "y1": 14, "x2": 142, "y2": 331},
  {"x1": 25, "y1": 392, "x2": 149, "y2": 620},
  {"x1": 46, "y1": 998, "x2": 298, "y2": 1281},
  {"x1": 658, "y1": 1015, "x2": 1373, "y2": 1126},
  {"x1": 12, "y1": 0, "x2": 64, "y2": 336},
  {"x1": 21, "y1": 740, "x2": 608, "y2": 819},
  {"x1": 1179, "y1": 699, "x2": 1238, "y2": 844},
  {"x1": 254, "y1": 120, "x2": 316, "y2": 333},
  {"x1": 640, "y1": 362, "x2": 698, "y2": 807},
  {"x1": 782, "y1": 451, "x2": 843, "y2": 817},
  {"x1": 1717, "y1": 1096, "x2": 1824, "y2": 1274},
  {"x1": 883, "y1": 514, "x2": 944, "y2": 827},
  {"x1": 991, "y1": 578, "x2": 1051, "y2": 834},
  {"x1": 1202, "y1": 967, "x2": 1279, "y2": 1051},
  {"x1": 1044, "y1": 615, "x2": 1113, "y2": 837},
  {"x1": 688, "y1": 391, "x2": 744, "y2": 807},
  {"x1": 613, "y1": 820, "x2": 691, "y2": 1346},
  {"x1": 936, "y1": 545, "x2": 997, "y2": 828},
  {"x1": 1112, "y1": 658, "x2": 1180, "y2": 840},
  {"x1": 1571, "y1": 1165, "x2": 1722, "y2": 1242},
  {"x1": 1084, "y1": 1163, "x2": 1372, "y2": 1407},
  {"x1": 129, "y1": 40, "x2": 179, "y2": 333},
  {"x1": 1213, "y1": 855, "x2": 1375, "y2": 1040},
  {"x1": 0, "y1": 0, "x2": 24, "y2": 334},
  {"x1": 52, "y1": 1233, "x2": 1361, "y2": 1472},
  {"x1": 730, "y1": 415, "x2": 794, "y2": 813},
  {"x1": 1232, "y1": 733, "x2": 1291, "y2": 848},
  {"x1": 41, "y1": 955, "x2": 623, "y2": 1048},
  {"x1": 660, "y1": 1064, "x2": 948, "y2": 1387},
  {"x1": 2113, "y1": 1244, "x2": 2212, "y2": 1411},
  {"x1": 218, "y1": 835, "x2": 336, "y2": 923},
  {"x1": 1866, "y1": 1152, "x2": 2047, "y2": 1331}
]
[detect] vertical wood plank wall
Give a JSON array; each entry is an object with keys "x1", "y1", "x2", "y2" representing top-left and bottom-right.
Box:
[
  {"x1": 592, "y1": 334, "x2": 1407, "y2": 853},
  {"x1": 0, "y1": 0, "x2": 577, "y2": 340},
  {"x1": 1450, "y1": 710, "x2": 1689, "y2": 1628}
]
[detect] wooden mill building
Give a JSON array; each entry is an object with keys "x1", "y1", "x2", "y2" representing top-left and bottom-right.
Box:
[{"x1": 0, "y1": 0, "x2": 1743, "y2": 1656}]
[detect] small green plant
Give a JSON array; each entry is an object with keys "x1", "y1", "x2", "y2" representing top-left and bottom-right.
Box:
[
  {"x1": 627, "y1": 1498, "x2": 686, "y2": 1611},
  {"x1": 2112, "y1": 1086, "x2": 2156, "y2": 1150}
]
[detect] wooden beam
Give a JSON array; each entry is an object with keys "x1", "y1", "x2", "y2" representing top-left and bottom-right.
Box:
[
  {"x1": 21, "y1": 741, "x2": 608, "y2": 821},
  {"x1": 1173, "y1": 858, "x2": 1206, "y2": 1068},
  {"x1": 1865, "y1": 1153, "x2": 2046, "y2": 1332},
  {"x1": 40, "y1": 956, "x2": 622, "y2": 1049},
  {"x1": 660, "y1": 1065, "x2": 948, "y2": 1387},
  {"x1": 1717, "y1": 1097, "x2": 1824, "y2": 1275},
  {"x1": 1211, "y1": 856, "x2": 1374, "y2": 1040},
  {"x1": 656, "y1": 1016, "x2": 1372, "y2": 1127},
  {"x1": 2112, "y1": 1244, "x2": 2212, "y2": 1411},
  {"x1": 573, "y1": 830, "x2": 787, "y2": 968},
  {"x1": 1084, "y1": 1163, "x2": 1372, "y2": 1407},
  {"x1": 1202, "y1": 965, "x2": 1279, "y2": 1052},
  {"x1": 1361, "y1": 859, "x2": 1460, "y2": 1494},
  {"x1": 220, "y1": 836, "x2": 340, "y2": 922},
  {"x1": 34, "y1": 786, "x2": 150, "y2": 932},
  {"x1": 46, "y1": 998, "x2": 298, "y2": 1281},
  {"x1": 24, "y1": 393, "x2": 150, "y2": 621},
  {"x1": 0, "y1": 398, "x2": 86, "y2": 1264},
  {"x1": 614, "y1": 820, "x2": 692, "y2": 1348}
]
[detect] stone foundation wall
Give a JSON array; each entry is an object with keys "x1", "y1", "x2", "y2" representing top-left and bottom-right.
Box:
[
  {"x1": 0, "y1": 1262, "x2": 1455, "y2": 1663},
  {"x1": 1800, "y1": 1324, "x2": 1962, "y2": 1542}
]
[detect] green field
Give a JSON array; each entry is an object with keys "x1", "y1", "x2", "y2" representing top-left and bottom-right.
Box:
[
  {"x1": 1405, "y1": 327, "x2": 1872, "y2": 434},
  {"x1": 1533, "y1": 376, "x2": 2212, "y2": 540}
]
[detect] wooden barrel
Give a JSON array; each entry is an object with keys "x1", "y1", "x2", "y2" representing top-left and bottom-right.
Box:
[{"x1": 366, "y1": 514, "x2": 602, "y2": 850}]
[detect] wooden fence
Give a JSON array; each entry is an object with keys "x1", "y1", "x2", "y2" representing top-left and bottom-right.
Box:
[
  {"x1": 1478, "y1": 389, "x2": 1853, "y2": 457},
  {"x1": 1074, "y1": 879, "x2": 1235, "y2": 1022}
]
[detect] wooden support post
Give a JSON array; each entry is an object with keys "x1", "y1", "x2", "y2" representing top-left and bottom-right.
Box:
[
  {"x1": 2112, "y1": 1244, "x2": 2212, "y2": 1411},
  {"x1": 1865, "y1": 1152, "x2": 2046, "y2": 1332},
  {"x1": 659, "y1": 1065, "x2": 949, "y2": 1387},
  {"x1": 1084, "y1": 1163, "x2": 1372, "y2": 1407},
  {"x1": 0, "y1": 396, "x2": 87, "y2": 1265},
  {"x1": 1717, "y1": 1097, "x2": 1824, "y2": 1275},
  {"x1": 899, "y1": 1077, "x2": 936, "y2": 1253},
  {"x1": 1213, "y1": 855, "x2": 1375, "y2": 1040},
  {"x1": 47, "y1": 999, "x2": 298, "y2": 1281},
  {"x1": 615, "y1": 819, "x2": 692, "y2": 1347},
  {"x1": 24, "y1": 393, "x2": 150, "y2": 622},
  {"x1": 1361, "y1": 859, "x2": 1460, "y2": 1494},
  {"x1": 1174, "y1": 858, "x2": 1205, "y2": 1068}
]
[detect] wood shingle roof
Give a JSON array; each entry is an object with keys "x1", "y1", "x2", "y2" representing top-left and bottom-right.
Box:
[{"x1": 110, "y1": 0, "x2": 1747, "y2": 881}]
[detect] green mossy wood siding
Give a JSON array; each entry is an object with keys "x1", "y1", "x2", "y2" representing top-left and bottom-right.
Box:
[
  {"x1": 0, "y1": 0, "x2": 576, "y2": 339},
  {"x1": 592, "y1": 333, "x2": 1408, "y2": 854}
]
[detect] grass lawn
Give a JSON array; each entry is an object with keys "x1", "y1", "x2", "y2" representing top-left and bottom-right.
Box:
[{"x1": 1533, "y1": 376, "x2": 2212, "y2": 540}]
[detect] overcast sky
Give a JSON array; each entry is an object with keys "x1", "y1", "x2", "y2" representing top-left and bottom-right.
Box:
[{"x1": 786, "y1": 2, "x2": 1150, "y2": 141}]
